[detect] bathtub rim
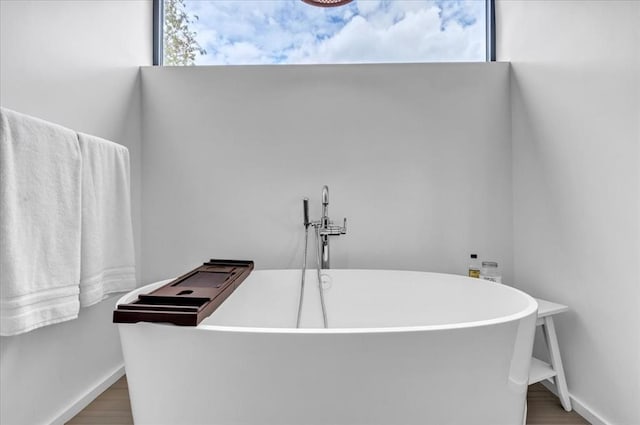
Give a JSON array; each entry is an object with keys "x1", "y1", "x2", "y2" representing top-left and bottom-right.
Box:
[{"x1": 116, "y1": 269, "x2": 538, "y2": 335}]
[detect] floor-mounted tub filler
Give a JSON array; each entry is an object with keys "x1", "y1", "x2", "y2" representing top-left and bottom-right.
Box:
[{"x1": 116, "y1": 269, "x2": 538, "y2": 425}]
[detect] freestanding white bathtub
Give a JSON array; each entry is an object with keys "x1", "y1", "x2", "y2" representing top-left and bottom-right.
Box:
[{"x1": 117, "y1": 269, "x2": 537, "y2": 425}]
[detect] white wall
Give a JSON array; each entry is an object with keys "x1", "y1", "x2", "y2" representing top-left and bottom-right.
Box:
[
  {"x1": 497, "y1": 1, "x2": 640, "y2": 424},
  {"x1": 0, "y1": 1, "x2": 151, "y2": 424},
  {"x1": 141, "y1": 63, "x2": 513, "y2": 285}
]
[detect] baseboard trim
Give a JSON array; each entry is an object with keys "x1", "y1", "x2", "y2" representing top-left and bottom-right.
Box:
[
  {"x1": 541, "y1": 380, "x2": 611, "y2": 425},
  {"x1": 51, "y1": 363, "x2": 125, "y2": 425}
]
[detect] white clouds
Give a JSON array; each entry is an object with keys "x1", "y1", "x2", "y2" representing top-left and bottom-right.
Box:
[
  {"x1": 220, "y1": 41, "x2": 265, "y2": 64},
  {"x1": 184, "y1": 0, "x2": 486, "y2": 65},
  {"x1": 355, "y1": 0, "x2": 383, "y2": 16}
]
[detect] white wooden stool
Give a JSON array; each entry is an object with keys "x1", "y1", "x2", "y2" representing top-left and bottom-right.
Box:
[{"x1": 528, "y1": 298, "x2": 572, "y2": 411}]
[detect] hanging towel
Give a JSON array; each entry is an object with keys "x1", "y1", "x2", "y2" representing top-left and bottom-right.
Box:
[
  {"x1": 0, "y1": 108, "x2": 82, "y2": 336},
  {"x1": 78, "y1": 133, "x2": 136, "y2": 307}
]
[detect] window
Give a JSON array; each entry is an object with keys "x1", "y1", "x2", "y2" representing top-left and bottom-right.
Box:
[{"x1": 154, "y1": 0, "x2": 494, "y2": 66}]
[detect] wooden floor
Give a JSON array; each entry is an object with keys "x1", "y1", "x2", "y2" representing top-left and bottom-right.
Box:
[
  {"x1": 67, "y1": 376, "x2": 133, "y2": 425},
  {"x1": 526, "y1": 383, "x2": 589, "y2": 425},
  {"x1": 67, "y1": 377, "x2": 589, "y2": 425}
]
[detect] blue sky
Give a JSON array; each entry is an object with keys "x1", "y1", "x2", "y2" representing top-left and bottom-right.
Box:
[{"x1": 183, "y1": 0, "x2": 486, "y2": 65}]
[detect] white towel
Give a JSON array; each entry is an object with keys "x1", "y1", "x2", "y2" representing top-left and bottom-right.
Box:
[
  {"x1": 0, "y1": 108, "x2": 82, "y2": 336},
  {"x1": 78, "y1": 133, "x2": 136, "y2": 307}
]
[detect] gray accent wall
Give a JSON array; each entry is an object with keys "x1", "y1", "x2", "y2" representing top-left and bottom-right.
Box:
[{"x1": 140, "y1": 63, "x2": 513, "y2": 284}]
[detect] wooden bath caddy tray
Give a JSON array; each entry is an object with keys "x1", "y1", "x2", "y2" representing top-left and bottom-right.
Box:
[{"x1": 113, "y1": 259, "x2": 254, "y2": 326}]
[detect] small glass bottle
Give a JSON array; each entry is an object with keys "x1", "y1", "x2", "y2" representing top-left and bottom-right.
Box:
[
  {"x1": 468, "y1": 254, "x2": 480, "y2": 278},
  {"x1": 480, "y1": 261, "x2": 502, "y2": 283}
]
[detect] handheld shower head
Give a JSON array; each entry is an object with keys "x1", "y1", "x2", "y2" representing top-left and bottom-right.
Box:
[{"x1": 303, "y1": 198, "x2": 310, "y2": 228}]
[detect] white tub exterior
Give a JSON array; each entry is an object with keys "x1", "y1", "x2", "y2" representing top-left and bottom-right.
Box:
[{"x1": 117, "y1": 270, "x2": 537, "y2": 425}]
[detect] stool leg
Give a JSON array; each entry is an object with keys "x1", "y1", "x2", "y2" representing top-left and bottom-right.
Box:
[{"x1": 543, "y1": 316, "x2": 572, "y2": 411}]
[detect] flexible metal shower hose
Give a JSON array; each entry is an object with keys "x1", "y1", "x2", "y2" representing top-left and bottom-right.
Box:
[
  {"x1": 295, "y1": 226, "x2": 309, "y2": 328},
  {"x1": 295, "y1": 225, "x2": 329, "y2": 329}
]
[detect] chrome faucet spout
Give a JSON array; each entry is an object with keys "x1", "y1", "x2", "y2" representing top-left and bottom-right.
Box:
[
  {"x1": 321, "y1": 185, "x2": 329, "y2": 226},
  {"x1": 304, "y1": 185, "x2": 346, "y2": 269}
]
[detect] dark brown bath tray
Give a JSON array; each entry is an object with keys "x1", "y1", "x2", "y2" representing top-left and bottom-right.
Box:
[{"x1": 113, "y1": 259, "x2": 254, "y2": 326}]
